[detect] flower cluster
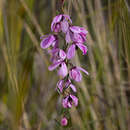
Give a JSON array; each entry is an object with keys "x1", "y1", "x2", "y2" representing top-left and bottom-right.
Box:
[{"x1": 40, "y1": 14, "x2": 89, "y2": 126}]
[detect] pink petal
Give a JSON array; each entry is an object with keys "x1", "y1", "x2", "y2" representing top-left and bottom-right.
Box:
[
  {"x1": 49, "y1": 48, "x2": 59, "y2": 55},
  {"x1": 55, "y1": 15, "x2": 63, "y2": 22},
  {"x1": 58, "y1": 62, "x2": 68, "y2": 78},
  {"x1": 61, "y1": 20, "x2": 69, "y2": 33},
  {"x1": 69, "y1": 68, "x2": 82, "y2": 82},
  {"x1": 40, "y1": 35, "x2": 55, "y2": 49},
  {"x1": 54, "y1": 23, "x2": 61, "y2": 33},
  {"x1": 76, "y1": 43, "x2": 88, "y2": 55},
  {"x1": 70, "y1": 26, "x2": 81, "y2": 33},
  {"x1": 77, "y1": 67, "x2": 89, "y2": 75},
  {"x1": 59, "y1": 49, "x2": 66, "y2": 60},
  {"x1": 70, "y1": 95, "x2": 78, "y2": 107},
  {"x1": 62, "y1": 96, "x2": 69, "y2": 108},
  {"x1": 52, "y1": 39, "x2": 59, "y2": 48},
  {"x1": 65, "y1": 79, "x2": 71, "y2": 87},
  {"x1": 70, "y1": 26, "x2": 88, "y2": 34},
  {"x1": 67, "y1": 44, "x2": 76, "y2": 59},
  {"x1": 80, "y1": 27, "x2": 88, "y2": 34},
  {"x1": 65, "y1": 30, "x2": 71, "y2": 43},
  {"x1": 51, "y1": 15, "x2": 62, "y2": 31},
  {"x1": 75, "y1": 70, "x2": 82, "y2": 82},
  {"x1": 70, "y1": 84, "x2": 77, "y2": 92},
  {"x1": 67, "y1": 102, "x2": 72, "y2": 108},
  {"x1": 57, "y1": 80, "x2": 64, "y2": 93},
  {"x1": 72, "y1": 33, "x2": 83, "y2": 43},
  {"x1": 48, "y1": 62, "x2": 61, "y2": 71}
]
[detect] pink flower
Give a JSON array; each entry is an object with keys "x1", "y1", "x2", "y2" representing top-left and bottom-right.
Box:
[
  {"x1": 61, "y1": 117, "x2": 68, "y2": 126},
  {"x1": 40, "y1": 35, "x2": 58, "y2": 49},
  {"x1": 69, "y1": 67, "x2": 89, "y2": 82},
  {"x1": 65, "y1": 26, "x2": 88, "y2": 43},
  {"x1": 62, "y1": 94, "x2": 78, "y2": 108},
  {"x1": 67, "y1": 42, "x2": 88, "y2": 59},
  {"x1": 48, "y1": 50, "x2": 68, "y2": 78},
  {"x1": 57, "y1": 79, "x2": 77, "y2": 93},
  {"x1": 51, "y1": 14, "x2": 72, "y2": 33},
  {"x1": 48, "y1": 61, "x2": 68, "y2": 78},
  {"x1": 49, "y1": 49, "x2": 66, "y2": 63}
]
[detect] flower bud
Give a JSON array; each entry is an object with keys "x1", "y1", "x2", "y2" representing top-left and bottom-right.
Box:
[{"x1": 61, "y1": 117, "x2": 68, "y2": 126}]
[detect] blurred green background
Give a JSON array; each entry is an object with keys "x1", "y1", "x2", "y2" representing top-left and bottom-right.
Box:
[{"x1": 0, "y1": 0, "x2": 130, "y2": 129}]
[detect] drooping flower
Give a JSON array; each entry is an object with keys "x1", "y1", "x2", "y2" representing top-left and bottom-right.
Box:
[
  {"x1": 51, "y1": 14, "x2": 72, "y2": 33},
  {"x1": 40, "y1": 35, "x2": 58, "y2": 49},
  {"x1": 65, "y1": 26, "x2": 88, "y2": 43},
  {"x1": 67, "y1": 42, "x2": 88, "y2": 59},
  {"x1": 62, "y1": 94, "x2": 78, "y2": 108},
  {"x1": 61, "y1": 117, "x2": 68, "y2": 126},
  {"x1": 69, "y1": 67, "x2": 89, "y2": 82}
]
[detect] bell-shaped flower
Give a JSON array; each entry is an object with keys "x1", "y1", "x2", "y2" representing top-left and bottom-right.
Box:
[
  {"x1": 65, "y1": 26, "x2": 88, "y2": 43},
  {"x1": 69, "y1": 67, "x2": 89, "y2": 82},
  {"x1": 67, "y1": 42, "x2": 88, "y2": 59},
  {"x1": 62, "y1": 94, "x2": 78, "y2": 108},
  {"x1": 40, "y1": 35, "x2": 58, "y2": 49},
  {"x1": 51, "y1": 14, "x2": 72, "y2": 33}
]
